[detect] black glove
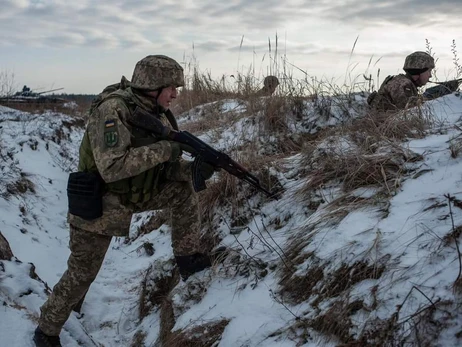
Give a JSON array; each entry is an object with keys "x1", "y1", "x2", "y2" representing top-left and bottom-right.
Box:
[
  {"x1": 199, "y1": 162, "x2": 215, "y2": 180},
  {"x1": 169, "y1": 142, "x2": 196, "y2": 162},
  {"x1": 179, "y1": 143, "x2": 195, "y2": 155}
]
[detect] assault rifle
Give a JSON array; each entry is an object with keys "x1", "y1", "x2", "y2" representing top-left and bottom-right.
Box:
[
  {"x1": 128, "y1": 107, "x2": 276, "y2": 199},
  {"x1": 423, "y1": 78, "x2": 462, "y2": 100}
]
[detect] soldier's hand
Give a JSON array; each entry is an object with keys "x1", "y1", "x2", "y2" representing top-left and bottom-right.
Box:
[
  {"x1": 168, "y1": 142, "x2": 182, "y2": 162},
  {"x1": 179, "y1": 143, "x2": 196, "y2": 155}
]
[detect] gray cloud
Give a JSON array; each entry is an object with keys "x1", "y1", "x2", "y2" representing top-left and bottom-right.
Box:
[
  {"x1": 320, "y1": 0, "x2": 462, "y2": 25},
  {"x1": 192, "y1": 40, "x2": 231, "y2": 52},
  {"x1": 1, "y1": 0, "x2": 460, "y2": 53},
  {"x1": 42, "y1": 33, "x2": 85, "y2": 47},
  {"x1": 0, "y1": 0, "x2": 321, "y2": 49}
]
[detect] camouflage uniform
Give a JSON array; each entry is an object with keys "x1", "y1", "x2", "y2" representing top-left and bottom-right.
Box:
[
  {"x1": 369, "y1": 51, "x2": 435, "y2": 112},
  {"x1": 369, "y1": 74, "x2": 421, "y2": 111},
  {"x1": 38, "y1": 55, "x2": 211, "y2": 338}
]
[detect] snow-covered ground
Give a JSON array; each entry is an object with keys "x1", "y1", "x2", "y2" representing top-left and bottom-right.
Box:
[{"x1": 1, "y1": 92, "x2": 462, "y2": 346}]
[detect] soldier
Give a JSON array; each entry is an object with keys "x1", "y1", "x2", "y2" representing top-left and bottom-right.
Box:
[
  {"x1": 368, "y1": 51, "x2": 435, "y2": 112},
  {"x1": 33, "y1": 55, "x2": 220, "y2": 347},
  {"x1": 256, "y1": 75, "x2": 279, "y2": 96}
]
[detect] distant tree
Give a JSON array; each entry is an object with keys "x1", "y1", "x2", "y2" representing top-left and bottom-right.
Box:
[{"x1": 0, "y1": 69, "x2": 17, "y2": 97}]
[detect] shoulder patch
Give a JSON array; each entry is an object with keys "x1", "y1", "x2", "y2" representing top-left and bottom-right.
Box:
[{"x1": 104, "y1": 119, "x2": 118, "y2": 147}]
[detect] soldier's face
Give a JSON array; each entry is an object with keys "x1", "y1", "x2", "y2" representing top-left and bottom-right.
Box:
[
  {"x1": 148, "y1": 86, "x2": 178, "y2": 109},
  {"x1": 418, "y1": 69, "x2": 432, "y2": 86}
]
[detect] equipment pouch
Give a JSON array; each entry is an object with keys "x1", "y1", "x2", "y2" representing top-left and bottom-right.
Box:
[{"x1": 67, "y1": 172, "x2": 104, "y2": 220}]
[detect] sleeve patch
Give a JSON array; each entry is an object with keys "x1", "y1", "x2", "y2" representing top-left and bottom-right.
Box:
[{"x1": 104, "y1": 119, "x2": 118, "y2": 147}]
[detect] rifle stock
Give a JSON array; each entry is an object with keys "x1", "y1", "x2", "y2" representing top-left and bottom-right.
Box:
[{"x1": 128, "y1": 107, "x2": 276, "y2": 198}]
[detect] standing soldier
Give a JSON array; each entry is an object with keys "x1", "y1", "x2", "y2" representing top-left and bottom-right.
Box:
[
  {"x1": 33, "y1": 55, "x2": 220, "y2": 347},
  {"x1": 368, "y1": 51, "x2": 435, "y2": 112}
]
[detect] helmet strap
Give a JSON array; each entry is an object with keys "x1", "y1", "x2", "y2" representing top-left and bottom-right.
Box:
[
  {"x1": 156, "y1": 87, "x2": 164, "y2": 102},
  {"x1": 155, "y1": 87, "x2": 165, "y2": 113}
]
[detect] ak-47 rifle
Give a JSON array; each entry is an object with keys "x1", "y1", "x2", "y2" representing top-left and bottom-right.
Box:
[
  {"x1": 424, "y1": 78, "x2": 462, "y2": 100},
  {"x1": 128, "y1": 107, "x2": 276, "y2": 199}
]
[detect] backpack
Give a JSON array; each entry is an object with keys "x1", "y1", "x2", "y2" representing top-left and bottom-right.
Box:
[
  {"x1": 367, "y1": 75, "x2": 394, "y2": 106},
  {"x1": 88, "y1": 76, "x2": 131, "y2": 116}
]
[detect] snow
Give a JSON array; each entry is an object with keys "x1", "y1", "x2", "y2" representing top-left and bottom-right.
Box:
[{"x1": 2, "y1": 92, "x2": 462, "y2": 346}]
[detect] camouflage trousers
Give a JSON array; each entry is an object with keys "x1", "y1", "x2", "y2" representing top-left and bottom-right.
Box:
[
  {"x1": 138, "y1": 180, "x2": 208, "y2": 256},
  {"x1": 38, "y1": 225, "x2": 112, "y2": 336},
  {"x1": 39, "y1": 180, "x2": 209, "y2": 336}
]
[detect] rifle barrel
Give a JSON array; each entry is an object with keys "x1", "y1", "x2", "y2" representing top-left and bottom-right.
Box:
[{"x1": 429, "y1": 78, "x2": 462, "y2": 85}]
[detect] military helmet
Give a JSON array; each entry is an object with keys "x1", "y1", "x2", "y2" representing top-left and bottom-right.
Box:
[
  {"x1": 264, "y1": 75, "x2": 280, "y2": 88},
  {"x1": 131, "y1": 55, "x2": 184, "y2": 91},
  {"x1": 403, "y1": 51, "x2": 435, "y2": 71}
]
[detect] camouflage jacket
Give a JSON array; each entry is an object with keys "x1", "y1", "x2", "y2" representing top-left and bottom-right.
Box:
[
  {"x1": 68, "y1": 87, "x2": 191, "y2": 236},
  {"x1": 369, "y1": 74, "x2": 422, "y2": 112}
]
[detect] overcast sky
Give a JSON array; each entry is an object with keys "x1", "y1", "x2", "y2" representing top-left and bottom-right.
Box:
[{"x1": 1, "y1": 0, "x2": 462, "y2": 94}]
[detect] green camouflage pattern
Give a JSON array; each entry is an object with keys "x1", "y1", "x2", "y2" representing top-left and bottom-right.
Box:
[
  {"x1": 70, "y1": 88, "x2": 176, "y2": 236},
  {"x1": 70, "y1": 88, "x2": 201, "y2": 238},
  {"x1": 38, "y1": 225, "x2": 112, "y2": 336},
  {"x1": 41, "y1": 85, "x2": 211, "y2": 337},
  {"x1": 40, "y1": 180, "x2": 206, "y2": 335},
  {"x1": 130, "y1": 55, "x2": 184, "y2": 91},
  {"x1": 83, "y1": 89, "x2": 173, "y2": 183},
  {"x1": 403, "y1": 51, "x2": 435, "y2": 70},
  {"x1": 140, "y1": 180, "x2": 205, "y2": 256},
  {"x1": 369, "y1": 74, "x2": 421, "y2": 112}
]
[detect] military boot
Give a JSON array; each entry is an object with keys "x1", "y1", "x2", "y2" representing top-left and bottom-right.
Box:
[
  {"x1": 175, "y1": 246, "x2": 228, "y2": 281},
  {"x1": 33, "y1": 327, "x2": 62, "y2": 347}
]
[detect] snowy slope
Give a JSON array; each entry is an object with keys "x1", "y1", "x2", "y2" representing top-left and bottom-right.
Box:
[{"x1": 1, "y1": 93, "x2": 462, "y2": 346}]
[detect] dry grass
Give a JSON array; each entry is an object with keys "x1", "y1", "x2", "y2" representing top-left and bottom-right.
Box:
[
  {"x1": 352, "y1": 106, "x2": 432, "y2": 141},
  {"x1": 279, "y1": 254, "x2": 385, "y2": 307},
  {"x1": 279, "y1": 262, "x2": 325, "y2": 305},
  {"x1": 134, "y1": 211, "x2": 169, "y2": 238},
  {"x1": 442, "y1": 225, "x2": 462, "y2": 247},
  {"x1": 309, "y1": 300, "x2": 358, "y2": 344},
  {"x1": 316, "y1": 262, "x2": 385, "y2": 303},
  {"x1": 198, "y1": 149, "x2": 282, "y2": 233},
  {"x1": 277, "y1": 236, "x2": 321, "y2": 305},
  {"x1": 173, "y1": 67, "x2": 240, "y2": 115},
  {"x1": 448, "y1": 131, "x2": 462, "y2": 158},
  {"x1": 298, "y1": 124, "x2": 424, "y2": 201},
  {"x1": 294, "y1": 103, "x2": 430, "y2": 203},
  {"x1": 130, "y1": 330, "x2": 147, "y2": 347},
  {"x1": 138, "y1": 262, "x2": 179, "y2": 321},
  {"x1": 161, "y1": 319, "x2": 230, "y2": 347},
  {"x1": 277, "y1": 286, "x2": 455, "y2": 347},
  {"x1": 0, "y1": 231, "x2": 14, "y2": 260},
  {"x1": 159, "y1": 297, "x2": 176, "y2": 346},
  {"x1": 5, "y1": 174, "x2": 36, "y2": 197}
]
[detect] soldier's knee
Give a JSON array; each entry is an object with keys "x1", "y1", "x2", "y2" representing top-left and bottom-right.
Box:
[
  {"x1": 169, "y1": 181, "x2": 198, "y2": 209},
  {"x1": 175, "y1": 181, "x2": 196, "y2": 198}
]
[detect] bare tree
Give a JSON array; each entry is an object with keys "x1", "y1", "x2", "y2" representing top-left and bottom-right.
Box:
[{"x1": 0, "y1": 69, "x2": 17, "y2": 97}]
